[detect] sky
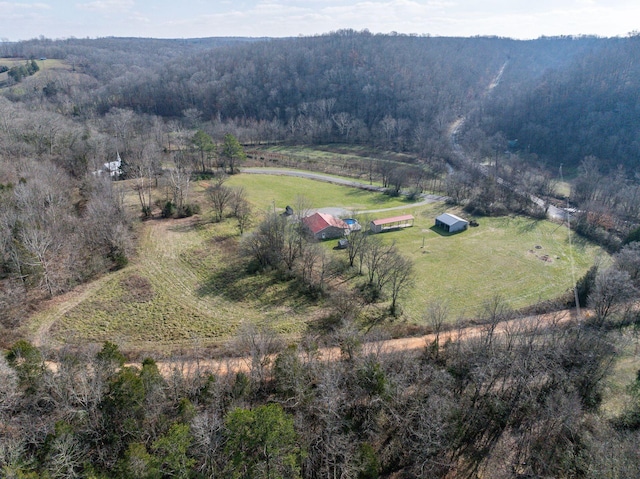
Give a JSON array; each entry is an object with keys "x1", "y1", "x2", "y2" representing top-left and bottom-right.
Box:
[{"x1": 1, "y1": 0, "x2": 638, "y2": 42}]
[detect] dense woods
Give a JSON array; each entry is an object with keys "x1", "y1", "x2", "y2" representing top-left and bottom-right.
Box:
[
  {"x1": 3, "y1": 33, "x2": 638, "y2": 173},
  {"x1": 474, "y1": 35, "x2": 640, "y2": 172},
  {"x1": 2, "y1": 31, "x2": 640, "y2": 477}
]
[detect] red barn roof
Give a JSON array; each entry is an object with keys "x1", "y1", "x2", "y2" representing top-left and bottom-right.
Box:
[
  {"x1": 302, "y1": 212, "x2": 348, "y2": 234},
  {"x1": 371, "y1": 214, "x2": 414, "y2": 226}
]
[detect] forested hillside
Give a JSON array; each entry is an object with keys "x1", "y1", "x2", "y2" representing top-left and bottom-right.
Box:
[
  {"x1": 1, "y1": 32, "x2": 623, "y2": 160},
  {"x1": 475, "y1": 35, "x2": 640, "y2": 171}
]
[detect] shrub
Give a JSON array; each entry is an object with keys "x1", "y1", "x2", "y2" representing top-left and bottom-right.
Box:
[
  {"x1": 109, "y1": 246, "x2": 129, "y2": 270},
  {"x1": 406, "y1": 187, "x2": 422, "y2": 201},
  {"x1": 162, "y1": 201, "x2": 176, "y2": 218},
  {"x1": 141, "y1": 205, "x2": 152, "y2": 218},
  {"x1": 181, "y1": 203, "x2": 201, "y2": 217},
  {"x1": 384, "y1": 187, "x2": 401, "y2": 198},
  {"x1": 624, "y1": 225, "x2": 640, "y2": 245}
]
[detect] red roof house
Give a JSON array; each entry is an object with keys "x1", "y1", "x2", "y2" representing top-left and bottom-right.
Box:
[{"x1": 302, "y1": 212, "x2": 349, "y2": 240}]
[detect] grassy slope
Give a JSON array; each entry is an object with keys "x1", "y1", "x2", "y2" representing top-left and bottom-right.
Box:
[
  {"x1": 36, "y1": 216, "x2": 322, "y2": 352},
  {"x1": 26, "y1": 173, "x2": 605, "y2": 351},
  {"x1": 0, "y1": 58, "x2": 69, "y2": 84}
]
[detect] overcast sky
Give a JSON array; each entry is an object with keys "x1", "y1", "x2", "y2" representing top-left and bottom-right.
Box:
[{"x1": 2, "y1": 0, "x2": 638, "y2": 42}]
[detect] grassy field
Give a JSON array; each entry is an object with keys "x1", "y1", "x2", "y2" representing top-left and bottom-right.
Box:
[
  {"x1": 224, "y1": 173, "x2": 415, "y2": 212},
  {"x1": 353, "y1": 206, "x2": 606, "y2": 319},
  {"x1": 251, "y1": 144, "x2": 418, "y2": 163},
  {"x1": 31, "y1": 216, "x2": 325, "y2": 353},
  {"x1": 26, "y1": 171, "x2": 606, "y2": 352},
  {"x1": 248, "y1": 144, "x2": 427, "y2": 182},
  {"x1": 0, "y1": 58, "x2": 69, "y2": 70},
  {"x1": 0, "y1": 58, "x2": 71, "y2": 85}
]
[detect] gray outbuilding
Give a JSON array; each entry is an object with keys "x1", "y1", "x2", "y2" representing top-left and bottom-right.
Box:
[{"x1": 435, "y1": 213, "x2": 469, "y2": 233}]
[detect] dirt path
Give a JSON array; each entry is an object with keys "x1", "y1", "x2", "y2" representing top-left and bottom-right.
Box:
[
  {"x1": 31, "y1": 272, "x2": 126, "y2": 348},
  {"x1": 153, "y1": 309, "x2": 578, "y2": 377}
]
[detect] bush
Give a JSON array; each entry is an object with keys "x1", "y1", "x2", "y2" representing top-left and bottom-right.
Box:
[
  {"x1": 141, "y1": 205, "x2": 152, "y2": 218},
  {"x1": 109, "y1": 247, "x2": 129, "y2": 270},
  {"x1": 181, "y1": 203, "x2": 201, "y2": 217},
  {"x1": 405, "y1": 187, "x2": 422, "y2": 201},
  {"x1": 359, "y1": 282, "x2": 383, "y2": 303},
  {"x1": 162, "y1": 201, "x2": 176, "y2": 218},
  {"x1": 624, "y1": 225, "x2": 640, "y2": 245}
]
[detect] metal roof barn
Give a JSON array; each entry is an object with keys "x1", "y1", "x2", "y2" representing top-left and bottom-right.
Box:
[{"x1": 435, "y1": 213, "x2": 469, "y2": 233}]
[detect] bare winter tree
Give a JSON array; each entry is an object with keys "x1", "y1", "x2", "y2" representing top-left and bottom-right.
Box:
[
  {"x1": 233, "y1": 322, "x2": 282, "y2": 391},
  {"x1": 105, "y1": 107, "x2": 136, "y2": 154},
  {"x1": 169, "y1": 150, "x2": 193, "y2": 216},
  {"x1": 346, "y1": 227, "x2": 369, "y2": 269},
  {"x1": 588, "y1": 267, "x2": 637, "y2": 327},
  {"x1": 331, "y1": 112, "x2": 355, "y2": 141},
  {"x1": 206, "y1": 175, "x2": 233, "y2": 222},
  {"x1": 230, "y1": 187, "x2": 253, "y2": 235},
  {"x1": 363, "y1": 238, "x2": 394, "y2": 290},
  {"x1": 425, "y1": 300, "x2": 450, "y2": 360},
  {"x1": 383, "y1": 250, "x2": 414, "y2": 316},
  {"x1": 127, "y1": 140, "x2": 161, "y2": 217}
]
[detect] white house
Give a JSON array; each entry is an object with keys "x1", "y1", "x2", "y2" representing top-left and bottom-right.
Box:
[
  {"x1": 104, "y1": 153, "x2": 122, "y2": 177},
  {"x1": 93, "y1": 153, "x2": 122, "y2": 177},
  {"x1": 435, "y1": 213, "x2": 469, "y2": 233}
]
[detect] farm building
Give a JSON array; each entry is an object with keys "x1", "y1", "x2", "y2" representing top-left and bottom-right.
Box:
[
  {"x1": 302, "y1": 212, "x2": 349, "y2": 240},
  {"x1": 435, "y1": 213, "x2": 469, "y2": 233},
  {"x1": 93, "y1": 153, "x2": 122, "y2": 177},
  {"x1": 369, "y1": 214, "x2": 415, "y2": 233}
]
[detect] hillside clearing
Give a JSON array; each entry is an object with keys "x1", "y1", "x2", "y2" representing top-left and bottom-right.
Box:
[{"x1": 25, "y1": 173, "x2": 606, "y2": 352}]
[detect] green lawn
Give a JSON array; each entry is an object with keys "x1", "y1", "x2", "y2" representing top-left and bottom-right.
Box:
[
  {"x1": 348, "y1": 207, "x2": 606, "y2": 320},
  {"x1": 28, "y1": 172, "x2": 606, "y2": 351},
  {"x1": 225, "y1": 173, "x2": 414, "y2": 213}
]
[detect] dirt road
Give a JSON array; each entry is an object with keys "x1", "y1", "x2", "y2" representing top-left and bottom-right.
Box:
[{"x1": 153, "y1": 309, "x2": 578, "y2": 377}]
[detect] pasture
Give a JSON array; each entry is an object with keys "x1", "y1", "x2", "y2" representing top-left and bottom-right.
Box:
[
  {"x1": 26, "y1": 171, "x2": 606, "y2": 352},
  {"x1": 223, "y1": 172, "x2": 415, "y2": 212},
  {"x1": 0, "y1": 58, "x2": 67, "y2": 84}
]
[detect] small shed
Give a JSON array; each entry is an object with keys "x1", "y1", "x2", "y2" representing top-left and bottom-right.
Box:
[
  {"x1": 302, "y1": 212, "x2": 349, "y2": 240},
  {"x1": 369, "y1": 214, "x2": 415, "y2": 234},
  {"x1": 435, "y1": 213, "x2": 469, "y2": 233}
]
